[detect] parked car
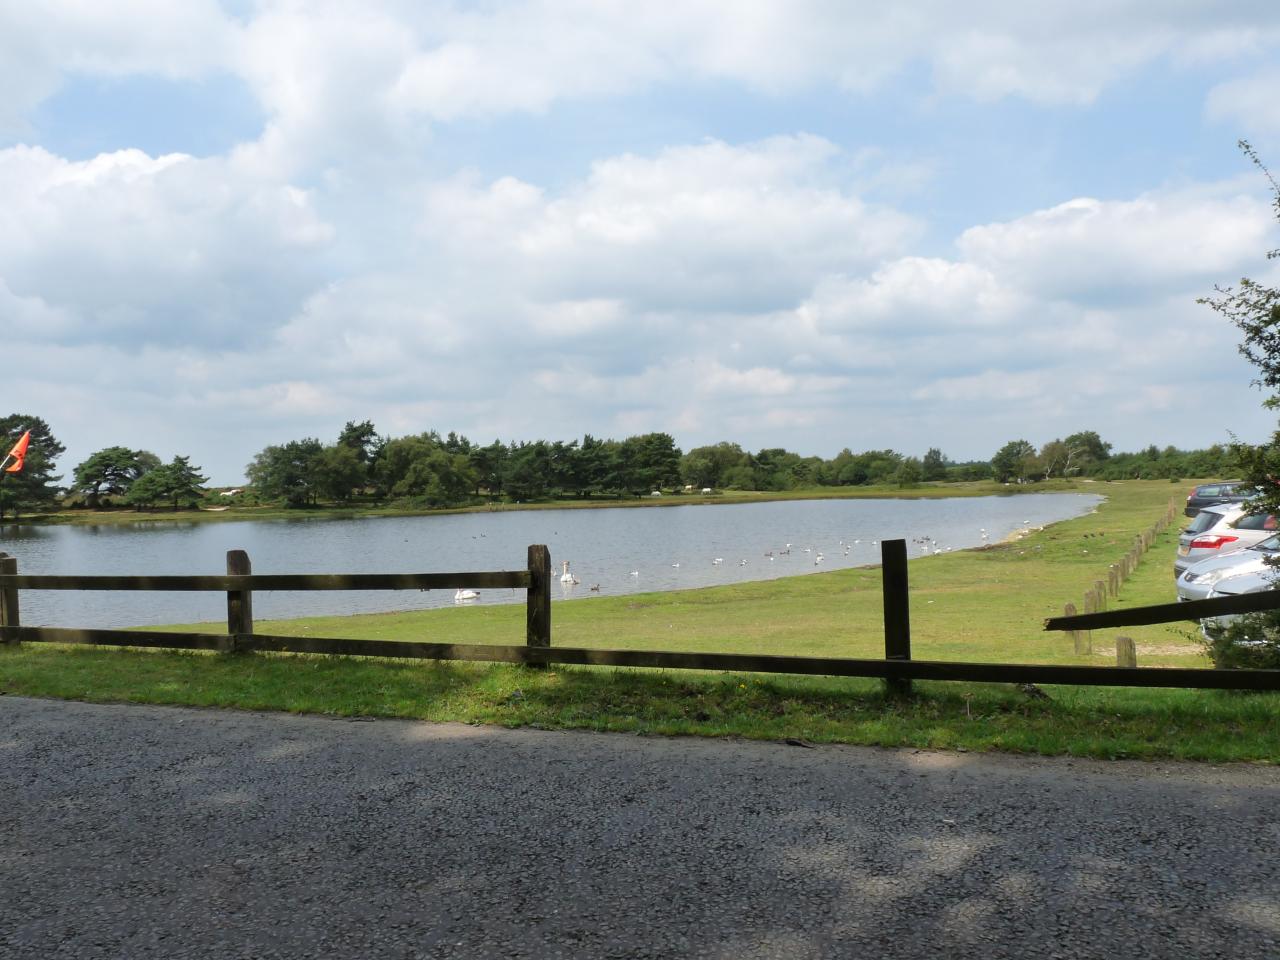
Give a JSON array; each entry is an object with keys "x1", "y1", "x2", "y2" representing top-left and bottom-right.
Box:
[
  {"x1": 1198, "y1": 568, "x2": 1278, "y2": 640},
  {"x1": 1177, "y1": 536, "x2": 1280, "y2": 638},
  {"x1": 1183, "y1": 480, "x2": 1254, "y2": 517},
  {"x1": 1174, "y1": 504, "x2": 1279, "y2": 577},
  {"x1": 1177, "y1": 535, "x2": 1279, "y2": 601}
]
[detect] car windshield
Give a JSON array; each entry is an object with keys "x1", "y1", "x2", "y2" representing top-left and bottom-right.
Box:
[{"x1": 1251, "y1": 535, "x2": 1280, "y2": 552}]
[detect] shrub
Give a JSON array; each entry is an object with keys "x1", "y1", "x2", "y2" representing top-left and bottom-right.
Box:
[{"x1": 1204, "y1": 610, "x2": 1280, "y2": 669}]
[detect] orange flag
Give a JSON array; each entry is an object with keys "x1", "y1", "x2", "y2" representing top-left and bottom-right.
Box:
[{"x1": 4, "y1": 430, "x2": 30, "y2": 473}]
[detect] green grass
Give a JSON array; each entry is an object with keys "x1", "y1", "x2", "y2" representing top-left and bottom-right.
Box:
[{"x1": 3, "y1": 478, "x2": 1278, "y2": 762}]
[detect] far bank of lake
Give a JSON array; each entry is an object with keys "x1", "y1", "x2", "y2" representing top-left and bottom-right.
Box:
[{"x1": 0, "y1": 492, "x2": 1102, "y2": 628}]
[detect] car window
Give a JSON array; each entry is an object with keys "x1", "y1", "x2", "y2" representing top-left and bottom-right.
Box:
[
  {"x1": 1232, "y1": 514, "x2": 1276, "y2": 531},
  {"x1": 1253, "y1": 534, "x2": 1280, "y2": 551},
  {"x1": 1188, "y1": 511, "x2": 1227, "y2": 533},
  {"x1": 1196, "y1": 485, "x2": 1221, "y2": 497}
]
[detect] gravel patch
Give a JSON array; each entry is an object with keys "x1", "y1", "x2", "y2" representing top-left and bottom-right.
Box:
[{"x1": 2, "y1": 696, "x2": 1278, "y2": 959}]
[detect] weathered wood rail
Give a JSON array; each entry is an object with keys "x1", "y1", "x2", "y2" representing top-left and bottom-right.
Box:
[{"x1": 2, "y1": 540, "x2": 1279, "y2": 692}]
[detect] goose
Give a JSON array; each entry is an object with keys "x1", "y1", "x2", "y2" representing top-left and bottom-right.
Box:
[
  {"x1": 560, "y1": 560, "x2": 580, "y2": 585},
  {"x1": 454, "y1": 589, "x2": 480, "y2": 602}
]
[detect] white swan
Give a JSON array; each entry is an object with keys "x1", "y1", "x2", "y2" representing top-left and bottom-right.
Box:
[
  {"x1": 560, "y1": 560, "x2": 579, "y2": 585},
  {"x1": 454, "y1": 589, "x2": 479, "y2": 602}
]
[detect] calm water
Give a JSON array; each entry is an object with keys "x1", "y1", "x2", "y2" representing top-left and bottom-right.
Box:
[{"x1": 0, "y1": 494, "x2": 1100, "y2": 628}]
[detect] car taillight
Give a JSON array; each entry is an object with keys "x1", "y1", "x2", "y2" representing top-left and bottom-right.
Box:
[{"x1": 1189, "y1": 535, "x2": 1240, "y2": 550}]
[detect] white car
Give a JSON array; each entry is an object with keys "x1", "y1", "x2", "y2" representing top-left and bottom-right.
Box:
[
  {"x1": 1174, "y1": 504, "x2": 1278, "y2": 578},
  {"x1": 1177, "y1": 535, "x2": 1280, "y2": 637}
]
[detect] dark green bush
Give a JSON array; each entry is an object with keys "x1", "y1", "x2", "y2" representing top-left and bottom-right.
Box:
[{"x1": 1205, "y1": 610, "x2": 1280, "y2": 669}]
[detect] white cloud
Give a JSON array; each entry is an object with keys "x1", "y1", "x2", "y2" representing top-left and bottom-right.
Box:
[
  {"x1": 11, "y1": 125, "x2": 1277, "y2": 482},
  {"x1": 0, "y1": 0, "x2": 238, "y2": 133},
  {"x1": 0, "y1": 145, "x2": 333, "y2": 349},
  {"x1": 422, "y1": 136, "x2": 919, "y2": 313},
  {"x1": 9, "y1": 2, "x2": 1278, "y2": 174},
  {"x1": 957, "y1": 187, "x2": 1275, "y2": 302}
]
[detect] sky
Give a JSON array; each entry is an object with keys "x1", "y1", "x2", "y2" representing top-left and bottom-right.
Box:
[{"x1": 3, "y1": 2, "x2": 1280, "y2": 485}]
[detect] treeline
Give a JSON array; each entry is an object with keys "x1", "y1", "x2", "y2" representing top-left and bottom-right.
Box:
[
  {"x1": 246, "y1": 422, "x2": 685, "y2": 506},
  {"x1": 0, "y1": 411, "x2": 1247, "y2": 518},
  {"x1": 243, "y1": 421, "x2": 1238, "y2": 510},
  {"x1": 0, "y1": 413, "x2": 207, "y2": 519},
  {"x1": 989, "y1": 432, "x2": 1237, "y2": 483}
]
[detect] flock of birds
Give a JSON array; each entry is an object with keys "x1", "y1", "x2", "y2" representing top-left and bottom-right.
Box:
[{"x1": 451, "y1": 521, "x2": 1045, "y2": 603}]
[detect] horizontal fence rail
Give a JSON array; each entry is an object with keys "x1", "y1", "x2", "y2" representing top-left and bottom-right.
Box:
[
  {"x1": 0, "y1": 572, "x2": 530, "y2": 592},
  {"x1": 5, "y1": 626, "x2": 1280, "y2": 690},
  {"x1": 1044, "y1": 591, "x2": 1280, "y2": 632},
  {"x1": 3, "y1": 534, "x2": 1280, "y2": 692}
]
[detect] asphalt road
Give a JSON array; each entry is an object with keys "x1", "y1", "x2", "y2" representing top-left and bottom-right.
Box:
[{"x1": 2, "y1": 696, "x2": 1278, "y2": 959}]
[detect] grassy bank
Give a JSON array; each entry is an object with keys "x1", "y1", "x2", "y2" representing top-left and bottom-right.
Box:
[{"x1": 3, "y1": 479, "x2": 1278, "y2": 761}]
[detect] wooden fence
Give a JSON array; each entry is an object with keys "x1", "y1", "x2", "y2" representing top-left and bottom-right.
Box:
[{"x1": 3, "y1": 540, "x2": 1280, "y2": 693}]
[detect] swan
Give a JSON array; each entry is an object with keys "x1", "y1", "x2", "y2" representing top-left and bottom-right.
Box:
[
  {"x1": 454, "y1": 589, "x2": 479, "y2": 602},
  {"x1": 560, "y1": 560, "x2": 580, "y2": 585}
]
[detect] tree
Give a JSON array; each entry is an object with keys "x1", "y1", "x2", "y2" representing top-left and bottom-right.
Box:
[
  {"x1": 0, "y1": 415, "x2": 64, "y2": 519},
  {"x1": 921, "y1": 448, "x2": 947, "y2": 482},
  {"x1": 468, "y1": 439, "x2": 509, "y2": 497},
  {"x1": 314, "y1": 444, "x2": 365, "y2": 502},
  {"x1": 895, "y1": 457, "x2": 923, "y2": 488},
  {"x1": 991, "y1": 439, "x2": 1037, "y2": 483},
  {"x1": 1202, "y1": 140, "x2": 1280, "y2": 517},
  {"x1": 1062, "y1": 430, "x2": 1112, "y2": 467},
  {"x1": 72, "y1": 446, "x2": 158, "y2": 506},
  {"x1": 123, "y1": 455, "x2": 207, "y2": 511},
  {"x1": 627, "y1": 432, "x2": 682, "y2": 493},
  {"x1": 680, "y1": 442, "x2": 748, "y2": 489},
  {"x1": 246, "y1": 439, "x2": 324, "y2": 506}
]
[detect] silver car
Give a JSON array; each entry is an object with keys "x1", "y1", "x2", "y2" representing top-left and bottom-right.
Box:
[
  {"x1": 1174, "y1": 504, "x2": 1279, "y2": 577},
  {"x1": 1199, "y1": 568, "x2": 1279, "y2": 640},
  {"x1": 1177, "y1": 535, "x2": 1280, "y2": 636},
  {"x1": 1177, "y1": 536, "x2": 1279, "y2": 600}
]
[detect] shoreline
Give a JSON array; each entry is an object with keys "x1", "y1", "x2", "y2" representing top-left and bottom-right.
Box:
[{"x1": 3, "y1": 478, "x2": 1114, "y2": 528}]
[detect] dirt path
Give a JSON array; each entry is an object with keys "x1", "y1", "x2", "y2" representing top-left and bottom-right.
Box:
[{"x1": 3, "y1": 696, "x2": 1278, "y2": 959}]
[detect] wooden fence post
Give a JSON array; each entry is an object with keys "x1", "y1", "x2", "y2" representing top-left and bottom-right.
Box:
[
  {"x1": 1094, "y1": 580, "x2": 1107, "y2": 611},
  {"x1": 0, "y1": 552, "x2": 18, "y2": 644},
  {"x1": 1116, "y1": 636, "x2": 1137, "y2": 668},
  {"x1": 226, "y1": 549, "x2": 253, "y2": 652},
  {"x1": 526, "y1": 544, "x2": 551, "y2": 665},
  {"x1": 881, "y1": 539, "x2": 912, "y2": 698},
  {"x1": 1063, "y1": 601, "x2": 1086, "y2": 655}
]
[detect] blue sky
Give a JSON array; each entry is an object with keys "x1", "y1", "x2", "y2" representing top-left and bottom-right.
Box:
[{"x1": 2, "y1": 2, "x2": 1279, "y2": 484}]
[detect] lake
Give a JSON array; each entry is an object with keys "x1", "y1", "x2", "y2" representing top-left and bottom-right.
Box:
[{"x1": 0, "y1": 493, "x2": 1101, "y2": 628}]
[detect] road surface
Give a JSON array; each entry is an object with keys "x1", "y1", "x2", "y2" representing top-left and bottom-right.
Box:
[{"x1": 2, "y1": 696, "x2": 1278, "y2": 958}]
